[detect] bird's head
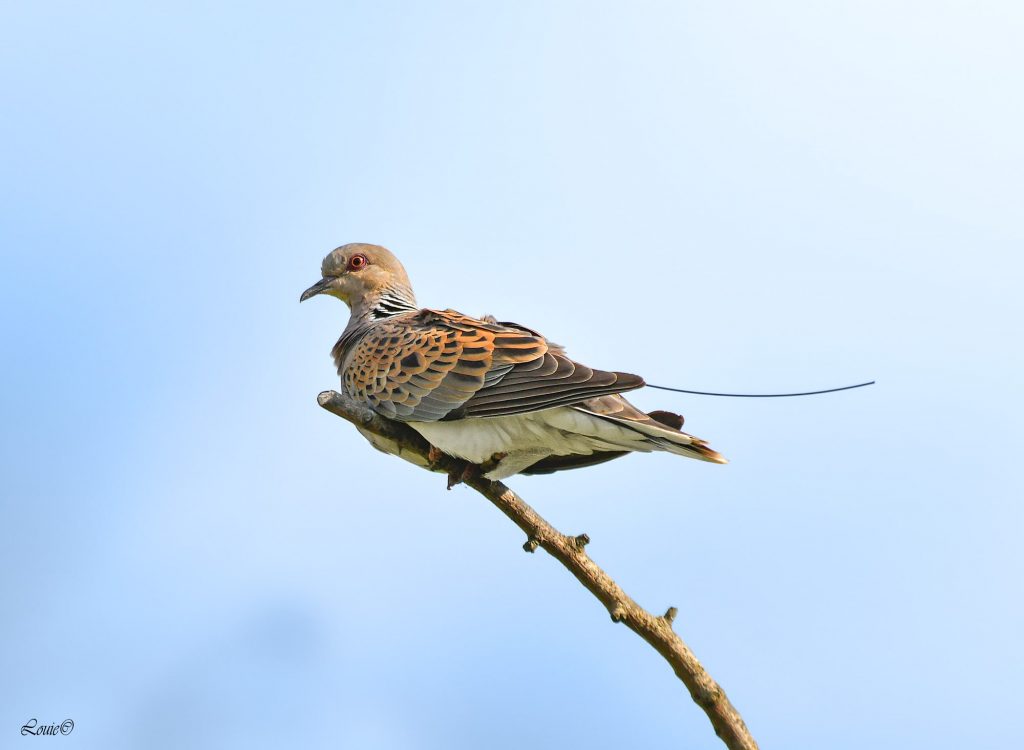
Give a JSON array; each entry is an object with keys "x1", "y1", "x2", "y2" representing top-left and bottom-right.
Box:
[{"x1": 300, "y1": 243, "x2": 415, "y2": 309}]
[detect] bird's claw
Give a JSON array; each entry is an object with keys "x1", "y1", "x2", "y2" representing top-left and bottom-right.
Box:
[
  {"x1": 446, "y1": 461, "x2": 477, "y2": 490},
  {"x1": 441, "y1": 452, "x2": 506, "y2": 490}
]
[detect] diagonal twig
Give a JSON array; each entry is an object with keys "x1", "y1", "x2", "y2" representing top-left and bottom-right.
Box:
[{"x1": 317, "y1": 389, "x2": 759, "y2": 750}]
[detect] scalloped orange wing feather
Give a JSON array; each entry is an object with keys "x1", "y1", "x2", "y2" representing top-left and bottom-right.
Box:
[{"x1": 339, "y1": 309, "x2": 644, "y2": 422}]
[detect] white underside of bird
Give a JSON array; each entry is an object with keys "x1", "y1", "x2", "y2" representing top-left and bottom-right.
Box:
[{"x1": 404, "y1": 403, "x2": 720, "y2": 479}]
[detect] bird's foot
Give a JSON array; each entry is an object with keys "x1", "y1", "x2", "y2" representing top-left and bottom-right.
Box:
[
  {"x1": 446, "y1": 461, "x2": 478, "y2": 490},
  {"x1": 444, "y1": 453, "x2": 507, "y2": 490},
  {"x1": 427, "y1": 445, "x2": 465, "y2": 488}
]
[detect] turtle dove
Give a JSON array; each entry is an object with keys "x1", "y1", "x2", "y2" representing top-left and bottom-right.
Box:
[{"x1": 301, "y1": 243, "x2": 725, "y2": 480}]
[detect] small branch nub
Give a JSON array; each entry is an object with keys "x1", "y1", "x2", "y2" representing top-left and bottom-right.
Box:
[
  {"x1": 523, "y1": 537, "x2": 540, "y2": 553},
  {"x1": 573, "y1": 533, "x2": 590, "y2": 550},
  {"x1": 610, "y1": 605, "x2": 627, "y2": 623},
  {"x1": 663, "y1": 606, "x2": 678, "y2": 625}
]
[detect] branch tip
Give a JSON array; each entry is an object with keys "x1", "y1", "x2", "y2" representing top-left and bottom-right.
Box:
[{"x1": 663, "y1": 606, "x2": 678, "y2": 625}]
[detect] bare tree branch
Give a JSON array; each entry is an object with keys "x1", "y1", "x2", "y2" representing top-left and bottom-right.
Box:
[{"x1": 317, "y1": 389, "x2": 759, "y2": 750}]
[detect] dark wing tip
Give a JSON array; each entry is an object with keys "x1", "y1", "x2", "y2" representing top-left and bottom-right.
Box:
[
  {"x1": 647, "y1": 409, "x2": 684, "y2": 430},
  {"x1": 615, "y1": 371, "x2": 646, "y2": 391}
]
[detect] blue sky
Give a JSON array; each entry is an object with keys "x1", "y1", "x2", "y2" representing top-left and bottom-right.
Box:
[{"x1": 1, "y1": 2, "x2": 1022, "y2": 748}]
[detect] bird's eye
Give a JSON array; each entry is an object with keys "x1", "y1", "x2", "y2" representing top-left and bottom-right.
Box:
[{"x1": 347, "y1": 254, "x2": 368, "y2": 271}]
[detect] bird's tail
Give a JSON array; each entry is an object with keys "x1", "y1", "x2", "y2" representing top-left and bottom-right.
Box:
[
  {"x1": 574, "y1": 398, "x2": 728, "y2": 464},
  {"x1": 648, "y1": 430, "x2": 727, "y2": 464}
]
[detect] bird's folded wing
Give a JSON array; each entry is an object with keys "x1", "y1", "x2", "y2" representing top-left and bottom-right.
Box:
[{"x1": 342, "y1": 309, "x2": 644, "y2": 422}]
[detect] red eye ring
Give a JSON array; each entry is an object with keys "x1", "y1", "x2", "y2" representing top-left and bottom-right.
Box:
[{"x1": 347, "y1": 254, "x2": 368, "y2": 271}]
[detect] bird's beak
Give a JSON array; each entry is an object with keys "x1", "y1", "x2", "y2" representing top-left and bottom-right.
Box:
[{"x1": 300, "y1": 277, "x2": 334, "y2": 302}]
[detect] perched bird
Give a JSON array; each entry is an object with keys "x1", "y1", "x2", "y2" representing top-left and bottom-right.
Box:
[{"x1": 301, "y1": 243, "x2": 725, "y2": 480}]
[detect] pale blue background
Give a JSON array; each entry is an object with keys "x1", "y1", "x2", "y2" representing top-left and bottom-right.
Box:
[{"x1": 2, "y1": 2, "x2": 1022, "y2": 748}]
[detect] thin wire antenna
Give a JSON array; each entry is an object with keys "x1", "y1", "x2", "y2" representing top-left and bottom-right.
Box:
[{"x1": 645, "y1": 380, "x2": 875, "y2": 398}]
